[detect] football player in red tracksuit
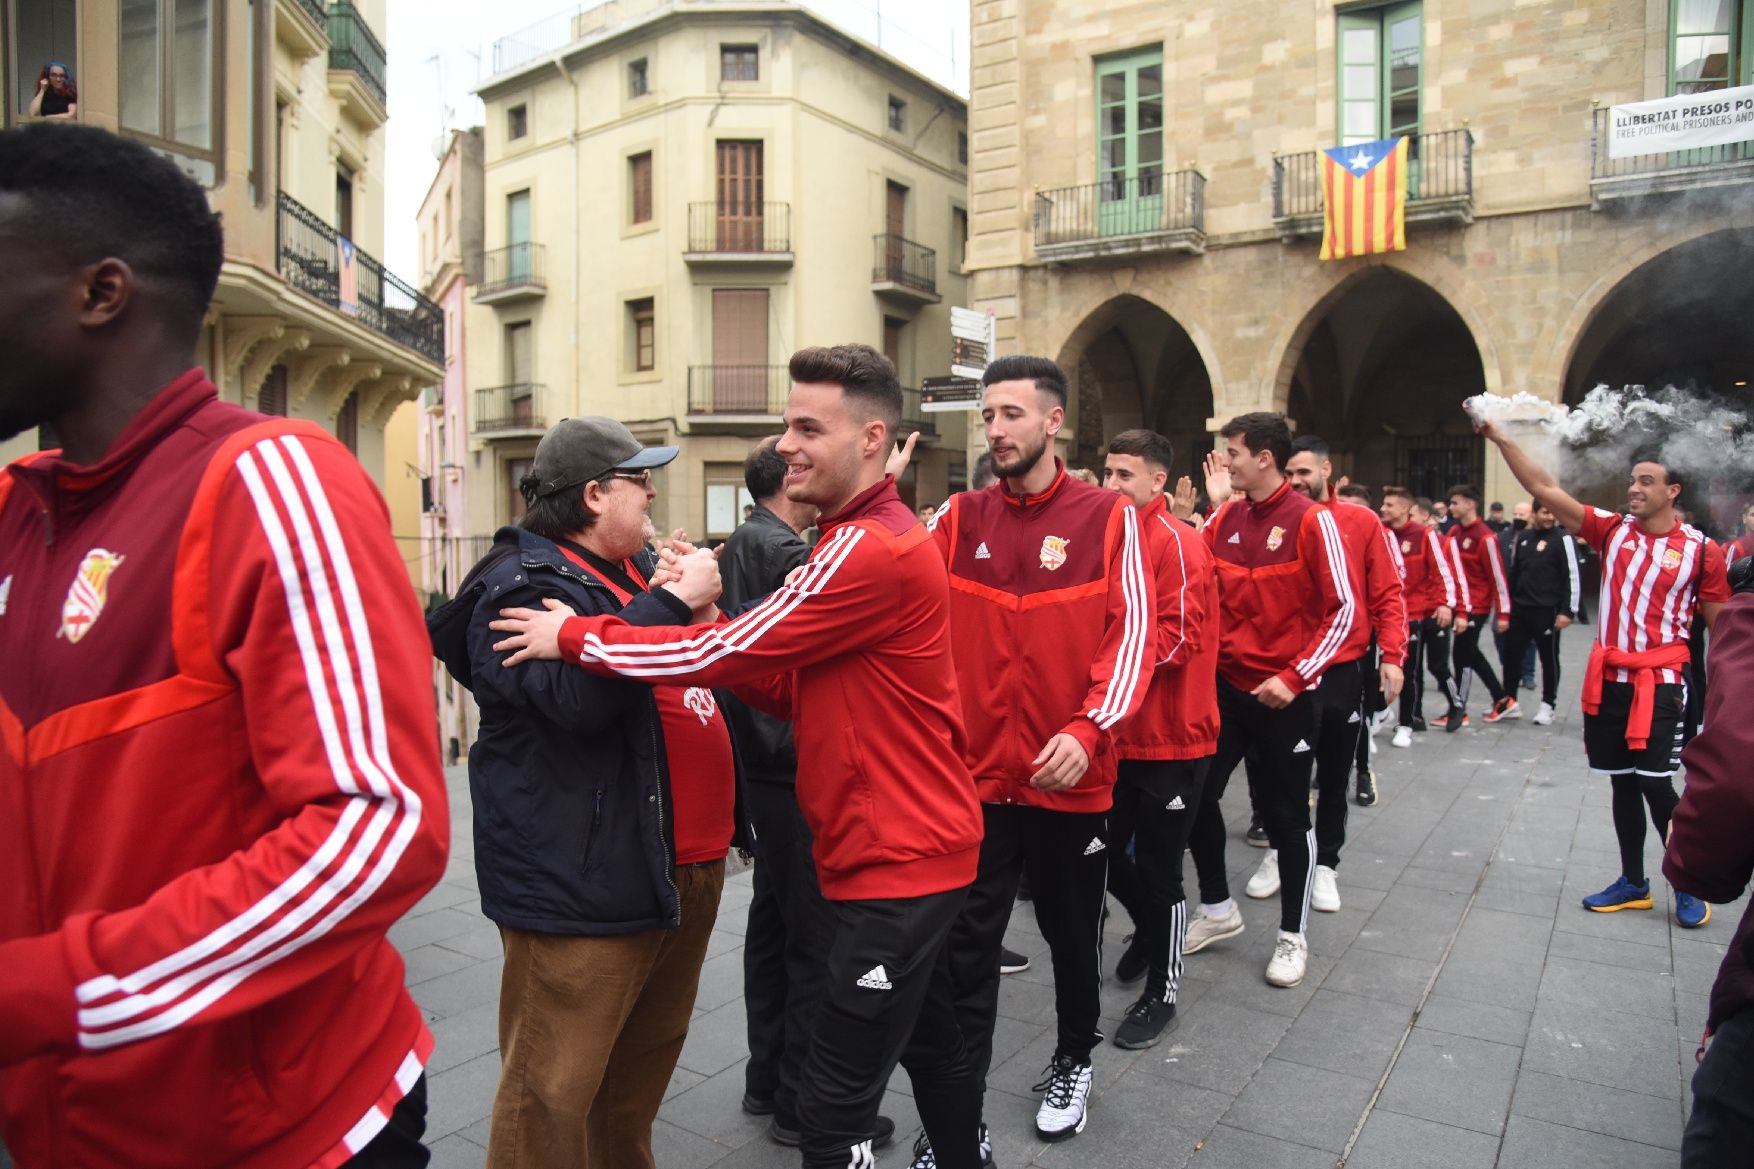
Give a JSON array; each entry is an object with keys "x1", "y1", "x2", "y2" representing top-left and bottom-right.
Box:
[
  {"x1": 1443, "y1": 483, "x2": 1515, "y2": 729},
  {"x1": 1277, "y1": 438, "x2": 1406, "y2": 905},
  {"x1": 1099, "y1": 429, "x2": 1219, "y2": 1052},
  {"x1": 491, "y1": 345, "x2": 989, "y2": 1169},
  {"x1": 1381, "y1": 486, "x2": 1460, "y2": 746},
  {"x1": 1479, "y1": 419, "x2": 1729, "y2": 928},
  {"x1": 924, "y1": 356, "x2": 1152, "y2": 1146},
  {"x1": 0, "y1": 125, "x2": 449, "y2": 1169},
  {"x1": 1729, "y1": 500, "x2": 1754, "y2": 563},
  {"x1": 1184, "y1": 413, "x2": 1356, "y2": 990}
]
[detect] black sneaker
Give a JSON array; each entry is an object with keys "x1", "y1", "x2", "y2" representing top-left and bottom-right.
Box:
[
  {"x1": 1246, "y1": 816, "x2": 1270, "y2": 848},
  {"x1": 772, "y1": 1115, "x2": 895, "y2": 1149},
  {"x1": 741, "y1": 1090, "x2": 775, "y2": 1116},
  {"x1": 1410, "y1": 717, "x2": 1428, "y2": 732},
  {"x1": 1443, "y1": 706, "x2": 1468, "y2": 733},
  {"x1": 1114, "y1": 934, "x2": 1148, "y2": 986},
  {"x1": 909, "y1": 1127, "x2": 997, "y2": 1169},
  {"x1": 999, "y1": 946, "x2": 1030, "y2": 975},
  {"x1": 1113, "y1": 996, "x2": 1177, "y2": 1050},
  {"x1": 1354, "y1": 766, "x2": 1377, "y2": 807}
]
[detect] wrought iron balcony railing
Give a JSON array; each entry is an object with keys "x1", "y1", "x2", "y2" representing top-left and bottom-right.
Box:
[
  {"x1": 293, "y1": 0, "x2": 327, "y2": 29},
  {"x1": 1272, "y1": 128, "x2": 1474, "y2": 234},
  {"x1": 900, "y1": 388, "x2": 938, "y2": 441},
  {"x1": 477, "y1": 243, "x2": 547, "y2": 299},
  {"x1": 1588, "y1": 105, "x2": 1754, "y2": 204},
  {"x1": 1032, "y1": 168, "x2": 1206, "y2": 259},
  {"x1": 474, "y1": 383, "x2": 545, "y2": 434},
  {"x1": 276, "y1": 191, "x2": 444, "y2": 363},
  {"x1": 686, "y1": 202, "x2": 792, "y2": 254},
  {"x1": 687, "y1": 366, "x2": 790, "y2": 415},
  {"x1": 328, "y1": 2, "x2": 387, "y2": 110},
  {"x1": 872, "y1": 234, "x2": 937, "y2": 296}
]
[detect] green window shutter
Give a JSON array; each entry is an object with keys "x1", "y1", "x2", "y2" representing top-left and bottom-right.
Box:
[{"x1": 1094, "y1": 46, "x2": 1166, "y2": 237}]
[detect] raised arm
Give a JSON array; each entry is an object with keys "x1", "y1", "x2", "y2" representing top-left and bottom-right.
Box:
[{"x1": 1476, "y1": 418, "x2": 1585, "y2": 534}]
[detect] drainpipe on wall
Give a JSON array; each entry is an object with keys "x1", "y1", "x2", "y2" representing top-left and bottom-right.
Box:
[{"x1": 553, "y1": 56, "x2": 581, "y2": 416}]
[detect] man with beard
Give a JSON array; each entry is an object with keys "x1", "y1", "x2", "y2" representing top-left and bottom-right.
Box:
[
  {"x1": 1501, "y1": 499, "x2": 1580, "y2": 728},
  {"x1": 1183, "y1": 413, "x2": 1354, "y2": 988},
  {"x1": 1477, "y1": 418, "x2": 1727, "y2": 929},
  {"x1": 1380, "y1": 486, "x2": 1460, "y2": 747},
  {"x1": 924, "y1": 355, "x2": 1152, "y2": 1146},
  {"x1": 489, "y1": 344, "x2": 988, "y2": 1169}
]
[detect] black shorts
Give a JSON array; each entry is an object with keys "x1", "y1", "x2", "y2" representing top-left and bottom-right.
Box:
[{"x1": 1583, "y1": 681, "x2": 1685, "y2": 777}]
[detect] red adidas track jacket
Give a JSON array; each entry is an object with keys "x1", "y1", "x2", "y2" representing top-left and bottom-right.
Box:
[
  {"x1": 0, "y1": 373, "x2": 448, "y2": 1169},
  {"x1": 1392, "y1": 522, "x2": 1459, "y2": 621},
  {"x1": 1203, "y1": 479, "x2": 1356, "y2": 694},
  {"x1": 1114, "y1": 495, "x2": 1219, "y2": 762},
  {"x1": 929, "y1": 464, "x2": 1153, "y2": 809},
  {"x1": 555, "y1": 477, "x2": 982, "y2": 902},
  {"x1": 1448, "y1": 518, "x2": 1511, "y2": 617},
  {"x1": 1318, "y1": 496, "x2": 1409, "y2": 668}
]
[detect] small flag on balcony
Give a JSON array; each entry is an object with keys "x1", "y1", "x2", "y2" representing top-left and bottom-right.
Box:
[
  {"x1": 1319, "y1": 136, "x2": 1407, "y2": 260},
  {"x1": 337, "y1": 236, "x2": 360, "y2": 317}
]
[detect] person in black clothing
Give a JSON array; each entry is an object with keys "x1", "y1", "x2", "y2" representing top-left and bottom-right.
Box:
[
  {"x1": 723, "y1": 437, "x2": 898, "y2": 1150},
  {"x1": 1501, "y1": 499, "x2": 1580, "y2": 726},
  {"x1": 29, "y1": 62, "x2": 77, "y2": 120}
]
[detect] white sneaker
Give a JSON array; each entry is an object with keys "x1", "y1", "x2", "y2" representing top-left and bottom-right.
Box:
[
  {"x1": 1183, "y1": 904, "x2": 1245, "y2": 953},
  {"x1": 1265, "y1": 932, "x2": 1309, "y2": 987},
  {"x1": 1312, "y1": 865, "x2": 1341, "y2": 912},
  {"x1": 1533, "y1": 702, "x2": 1555, "y2": 726},
  {"x1": 1245, "y1": 849, "x2": 1281, "y2": 899},
  {"x1": 1391, "y1": 725, "x2": 1413, "y2": 748},
  {"x1": 1033, "y1": 1054, "x2": 1092, "y2": 1141}
]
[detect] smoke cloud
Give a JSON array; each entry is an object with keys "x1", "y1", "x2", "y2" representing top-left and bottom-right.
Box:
[{"x1": 1467, "y1": 386, "x2": 1754, "y2": 490}]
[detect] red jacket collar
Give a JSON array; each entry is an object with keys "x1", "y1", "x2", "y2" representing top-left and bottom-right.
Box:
[
  {"x1": 1000, "y1": 459, "x2": 1069, "y2": 508},
  {"x1": 9, "y1": 369, "x2": 215, "y2": 512},
  {"x1": 1139, "y1": 493, "x2": 1168, "y2": 522},
  {"x1": 1246, "y1": 478, "x2": 1295, "y2": 514},
  {"x1": 820, "y1": 474, "x2": 900, "y2": 532}
]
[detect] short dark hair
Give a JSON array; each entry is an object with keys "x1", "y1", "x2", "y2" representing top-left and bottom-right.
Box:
[
  {"x1": 0, "y1": 123, "x2": 224, "y2": 337},
  {"x1": 1446, "y1": 483, "x2": 1483, "y2": 508},
  {"x1": 981, "y1": 355, "x2": 1068, "y2": 409},
  {"x1": 1290, "y1": 434, "x2": 1331, "y2": 461},
  {"x1": 1631, "y1": 453, "x2": 1684, "y2": 491},
  {"x1": 789, "y1": 344, "x2": 901, "y2": 438},
  {"x1": 1489, "y1": 501, "x2": 1505, "y2": 512},
  {"x1": 1219, "y1": 412, "x2": 1293, "y2": 473},
  {"x1": 1107, "y1": 428, "x2": 1175, "y2": 473},
  {"x1": 518, "y1": 474, "x2": 595, "y2": 540},
  {"x1": 971, "y1": 451, "x2": 997, "y2": 490},
  {"x1": 1337, "y1": 483, "x2": 1373, "y2": 505},
  {"x1": 1383, "y1": 484, "x2": 1414, "y2": 504},
  {"x1": 1415, "y1": 496, "x2": 1435, "y2": 513},
  {"x1": 1742, "y1": 499, "x2": 1754, "y2": 516},
  {"x1": 744, "y1": 436, "x2": 787, "y2": 502}
]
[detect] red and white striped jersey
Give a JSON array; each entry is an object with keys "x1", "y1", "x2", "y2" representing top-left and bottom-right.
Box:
[{"x1": 1580, "y1": 507, "x2": 1732, "y2": 684}]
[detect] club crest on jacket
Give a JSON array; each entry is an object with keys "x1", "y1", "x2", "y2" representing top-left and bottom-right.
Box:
[
  {"x1": 1662, "y1": 546, "x2": 1683, "y2": 571},
  {"x1": 59, "y1": 548, "x2": 124, "y2": 643},
  {"x1": 1267, "y1": 525, "x2": 1286, "y2": 552},
  {"x1": 1039, "y1": 534, "x2": 1069, "y2": 571}
]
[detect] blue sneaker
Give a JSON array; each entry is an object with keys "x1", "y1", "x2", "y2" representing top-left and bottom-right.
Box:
[
  {"x1": 1675, "y1": 891, "x2": 1711, "y2": 929},
  {"x1": 1581, "y1": 875, "x2": 1653, "y2": 913}
]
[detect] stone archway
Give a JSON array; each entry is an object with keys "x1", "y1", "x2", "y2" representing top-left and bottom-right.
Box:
[
  {"x1": 1053, "y1": 294, "x2": 1216, "y2": 481},
  {"x1": 1276, "y1": 268, "x2": 1488, "y2": 503}
]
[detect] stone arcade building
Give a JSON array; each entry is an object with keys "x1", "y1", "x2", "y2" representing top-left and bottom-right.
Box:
[{"x1": 965, "y1": 0, "x2": 1754, "y2": 528}]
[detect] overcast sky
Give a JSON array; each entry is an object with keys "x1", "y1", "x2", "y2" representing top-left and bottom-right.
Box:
[{"x1": 382, "y1": 0, "x2": 970, "y2": 281}]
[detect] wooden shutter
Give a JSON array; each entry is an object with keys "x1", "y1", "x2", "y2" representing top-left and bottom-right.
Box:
[
  {"x1": 716, "y1": 141, "x2": 764, "y2": 251},
  {"x1": 712, "y1": 289, "x2": 770, "y2": 411},
  {"x1": 630, "y1": 152, "x2": 653, "y2": 224}
]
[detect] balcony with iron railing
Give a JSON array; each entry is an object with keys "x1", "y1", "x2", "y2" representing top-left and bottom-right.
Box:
[
  {"x1": 1588, "y1": 105, "x2": 1754, "y2": 207},
  {"x1": 1032, "y1": 168, "x2": 1207, "y2": 262},
  {"x1": 1272, "y1": 129, "x2": 1474, "y2": 241},
  {"x1": 900, "y1": 388, "x2": 939, "y2": 442},
  {"x1": 276, "y1": 191, "x2": 444, "y2": 364},
  {"x1": 475, "y1": 243, "x2": 547, "y2": 304},
  {"x1": 684, "y1": 202, "x2": 793, "y2": 262},
  {"x1": 273, "y1": 0, "x2": 330, "y2": 58},
  {"x1": 328, "y1": 2, "x2": 387, "y2": 121},
  {"x1": 872, "y1": 234, "x2": 940, "y2": 304},
  {"x1": 686, "y1": 366, "x2": 790, "y2": 425},
  {"x1": 474, "y1": 383, "x2": 546, "y2": 437}
]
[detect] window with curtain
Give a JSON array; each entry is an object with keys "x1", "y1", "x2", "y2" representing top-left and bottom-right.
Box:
[
  {"x1": 1094, "y1": 47, "x2": 1164, "y2": 237},
  {"x1": 1671, "y1": 0, "x2": 1750, "y2": 92},
  {"x1": 1337, "y1": 2, "x2": 1421, "y2": 148}
]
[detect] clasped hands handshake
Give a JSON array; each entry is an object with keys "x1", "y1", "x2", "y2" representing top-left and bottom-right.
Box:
[{"x1": 490, "y1": 530, "x2": 723, "y2": 666}]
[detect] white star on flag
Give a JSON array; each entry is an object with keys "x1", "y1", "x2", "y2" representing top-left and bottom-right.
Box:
[{"x1": 1348, "y1": 149, "x2": 1373, "y2": 172}]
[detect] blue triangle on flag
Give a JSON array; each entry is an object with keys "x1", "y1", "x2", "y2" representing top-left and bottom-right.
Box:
[{"x1": 1323, "y1": 138, "x2": 1398, "y2": 177}]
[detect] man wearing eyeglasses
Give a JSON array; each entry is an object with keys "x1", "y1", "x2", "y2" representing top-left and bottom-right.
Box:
[{"x1": 429, "y1": 416, "x2": 743, "y2": 1169}]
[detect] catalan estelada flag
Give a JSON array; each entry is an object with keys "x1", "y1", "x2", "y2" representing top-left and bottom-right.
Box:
[{"x1": 1319, "y1": 136, "x2": 1408, "y2": 260}]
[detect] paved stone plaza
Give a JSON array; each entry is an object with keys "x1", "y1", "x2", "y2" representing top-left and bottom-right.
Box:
[{"x1": 399, "y1": 631, "x2": 1738, "y2": 1169}]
